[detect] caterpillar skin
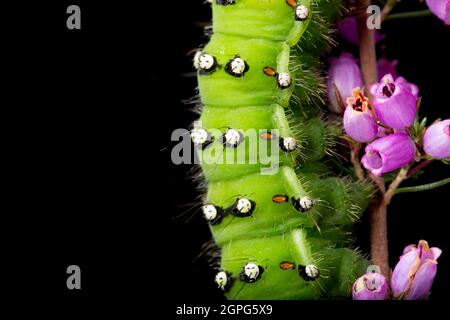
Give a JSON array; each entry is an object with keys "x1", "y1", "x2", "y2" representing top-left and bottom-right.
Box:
[{"x1": 193, "y1": 0, "x2": 373, "y2": 299}]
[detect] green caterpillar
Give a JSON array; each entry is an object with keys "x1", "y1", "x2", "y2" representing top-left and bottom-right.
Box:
[{"x1": 191, "y1": 0, "x2": 373, "y2": 299}]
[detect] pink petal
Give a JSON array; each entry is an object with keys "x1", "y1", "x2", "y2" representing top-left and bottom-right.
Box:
[
  {"x1": 352, "y1": 273, "x2": 388, "y2": 300},
  {"x1": 405, "y1": 260, "x2": 438, "y2": 300},
  {"x1": 373, "y1": 76, "x2": 418, "y2": 129},
  {"x1": 403, "y1": 244, "x2": 417, "y2": 255},
  {"x1": 370, "y1": 83, "x2": 379, "y2": 96},
  {"x1": 361, "y1": 133, "x2": 416, "y2": 176},
  {"x1": 423, "y1": 119, "x2": 450, "y2": 159},
  {"x1": 327, "y1": 53, "x2": 364, "y2": 114},
  {"x1": 391, "y1": 249, "x2": 421, "y2": 298},
  {"x1": 344, "y1": 107, "x2": 378, "y2": 142},
  {"x1": 426, "y1": 0, "x2": 450, "y2": 25},
  {"x1": 431, "y1": 247, "x2": 442, "y2": 260}
]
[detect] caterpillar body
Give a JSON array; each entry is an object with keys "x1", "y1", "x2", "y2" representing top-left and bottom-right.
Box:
[{"x1": 192, "y1": 0, "x2": 373, "y2": 299}]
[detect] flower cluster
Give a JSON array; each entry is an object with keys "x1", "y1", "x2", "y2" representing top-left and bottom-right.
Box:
[
  {"x1": 353, "y1": 240, "x2": 441, "y2": 300},
  {"x1": 334, "y1": 2, "x2": 448, "y2": 302},
  {"x1": 328, "y1": 53, "x2": 450, "y2": 177}
]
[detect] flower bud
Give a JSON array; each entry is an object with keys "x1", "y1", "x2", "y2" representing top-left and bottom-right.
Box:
[
  {"x1": 370, "y1": 74, "x2": 419, "y2": 129},
  {"x1": 327, "y1": 53, "x2": 363, "y2": 114},
  {"x1": 423, "y1": 119, "x2": 450, "y2": 159},
  {"x1": 391, "y1": 240, "x2": 442, "y2": 300},
  {"x1": 361, "y1": 133, "x2": 416, "y2": 177},
  {"x1": 426, "y1": 0, "x2": 450, "y2": 25},
  {"x1": 343, "y1": 88, "x2": 378, "y2": 142},
  {"x1": 352, "y1": 272, "x2": 389, "y2": 300}
]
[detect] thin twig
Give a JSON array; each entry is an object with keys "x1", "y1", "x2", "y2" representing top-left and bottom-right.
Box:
[
  {"x1": 369, "y1": 173, "x2": 386, "y2": 193},
  {"x1": 396, "y1": 177, "x2": 450, "y2": 194},
  {"x1": 351, "y1": 142, "x2": 365, "y2": 181},
  {"x1": 381, "y1": 0, "x2": 399, "y2": 22},
  {"x1": 385, "y1": 166, "x2": 410, "y2": 205},
  {"x1": 407, "y1": 159, "x2": 434, "y2": 177},
  {"x1": 386, "y1": 9, "x2": 432, "y2": 21}
]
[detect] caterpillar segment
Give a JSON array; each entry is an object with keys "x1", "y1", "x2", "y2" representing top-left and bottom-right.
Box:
[
  {"x1": 193, "y1": 0, "x2": 371, "y2": 299},
  {"x1": 217, "y1": 229, "x2": 368, "y2": 299}
]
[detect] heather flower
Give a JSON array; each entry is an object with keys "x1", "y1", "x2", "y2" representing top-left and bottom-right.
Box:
[
  {"x1": 426, "y1": 0, "x2": 450, "y2": 25},
  {"x1": 327, "y1": 53, "x2": 364, "y2": 114},
  {"x1": 391, "y1": 240, "x2": 442, "y2": 300},
  {"x1": 344, "y1": 88, "x2": 378, "y2": 142},
  {"x1": 423, "y1": 119, "x2": 450, "y2": 159},
  {"x1": 371, "y1": 74, "x2": 419, "y2": 129},
  {"x1": 352, "y1": 272, "x2": 389, "y2": 300},
  {"x1": 361, "y1": 133, "x2": 416, "y2": 176}
]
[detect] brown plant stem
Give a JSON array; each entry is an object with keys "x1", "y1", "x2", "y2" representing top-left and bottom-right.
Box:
[
  {"x1": 368, "y1": 172, "x2": 390, "y2": 276},
  {"x1": 358, "y1": 0, "x2": 390, "y2": 277},
  {"x1": 368, "y1": 167, "x2": 409, "y2": 278},
  {"x1": 370, "y1": 197, "x2": 389, "y2": 277},
  {"x1": 357, "y1": 1, "x2": 378, "y2": 102}
]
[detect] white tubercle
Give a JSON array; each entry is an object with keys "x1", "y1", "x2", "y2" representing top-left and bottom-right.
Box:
[
  {"x1": 305, "y1": 264, "x2": 319, "y2": 279},
  {"x1": 230, "y1": 57, "x2": 246, "y2": 75},
  {"x1": 198, "y1": 53, "x2": 215, "y2": 71},
  {"x1": 191, "y1": 128, "x2": 209, "y2": 145},
  {"x1": 299, "y1": 196, "x2": 314, "y2": 211},
  {"x1": 283, "y1": 137, "x2": 297, "y2": 151},
  {"x1": 224, "y1": 128, "x2": 241, "y2": 146},
  {"x1": 202, "y1": 204, "x2": 217, "y2": 221},
  {"x1": 244, "y1": 263, "x2": 259, "y2": 279},
  {"x1": 277, "y1": 72, "x2": 292, "y2": 88},
  {"x1": 215, "y1": 271, "x2": 228, "y2": 289},
  {"x1": 296, "y1": 5, "x2": 309, "y2": 21},
  {"x1": 236, "y1": 198, "x2": 252, "y2": 214}
]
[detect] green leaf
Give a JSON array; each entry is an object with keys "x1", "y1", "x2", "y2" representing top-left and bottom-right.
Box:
[
  {"x1": 411, "y1": 116, "x2": 427, "y2": 146},
  {"x1": 385, "y1": 9, "x2": 433, "y2": 21},
  {"x1": 395, "y1": 177, "x2": 450, "y2": 194}
]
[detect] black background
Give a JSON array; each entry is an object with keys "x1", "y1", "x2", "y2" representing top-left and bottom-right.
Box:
[
  {"x1": 167, "y1": 0, "x2": 450, "y2": 303},
  {"x1": 4, "y1": 0, "x2": 449, "y2": 316}
]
